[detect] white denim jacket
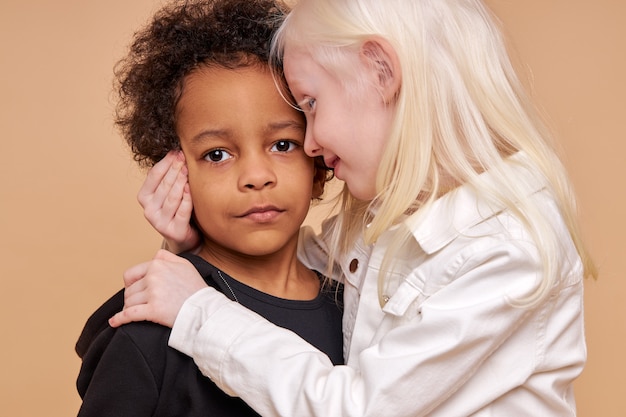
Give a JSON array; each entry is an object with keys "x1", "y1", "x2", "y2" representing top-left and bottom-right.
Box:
[{"x1": 170, "y1": 153, "x2": 586, "y2": 417}]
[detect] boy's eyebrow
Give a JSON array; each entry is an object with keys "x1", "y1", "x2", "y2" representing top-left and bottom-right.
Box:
[
  {"x1": 265, "y1": 119, "x2": 305, "y2": 133},
  {"x1": 189, "y1": 128, "x2": 229, "y2": 144},
  {"x1": 189, "y1": 119, "x2": 305, "y2": 144}
]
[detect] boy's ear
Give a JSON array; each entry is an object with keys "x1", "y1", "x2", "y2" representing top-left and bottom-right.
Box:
[{"x1": 360, "y1": 37, "x2": 402, "y2": 103}]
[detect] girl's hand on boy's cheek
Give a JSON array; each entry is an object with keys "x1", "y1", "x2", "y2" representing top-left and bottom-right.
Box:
[
  {"x1": 140, "y1": 150, "x2": 200, "y2": 253},
  {"x1": 109, "y1": 249, "x2": 208, "y2": 328}
]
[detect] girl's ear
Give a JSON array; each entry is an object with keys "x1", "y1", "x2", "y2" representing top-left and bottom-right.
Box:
[{"x1": 360, "y1": 38, "x2": 402, "y2": 103}]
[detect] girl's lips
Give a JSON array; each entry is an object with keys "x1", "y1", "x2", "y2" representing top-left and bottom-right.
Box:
[
  {"x1": 324, "y1": 156, "x2": 343, "y2": 180},
  {"x1": 324, "y1": 156, "x2": 338, "y2": 170}
]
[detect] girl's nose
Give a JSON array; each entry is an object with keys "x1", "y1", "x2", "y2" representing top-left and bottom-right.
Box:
[{"x1": 303, "y1": 128, "x2": 322, "y2": 157}]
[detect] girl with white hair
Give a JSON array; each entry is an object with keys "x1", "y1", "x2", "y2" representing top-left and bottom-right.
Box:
[{"x1": 112, "y1": 0, "x2": 596, "y2": 415}]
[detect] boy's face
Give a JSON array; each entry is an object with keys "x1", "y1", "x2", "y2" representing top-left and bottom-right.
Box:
[{"x1": 176, "y1": 65, "x2": 313, "y2": 257}]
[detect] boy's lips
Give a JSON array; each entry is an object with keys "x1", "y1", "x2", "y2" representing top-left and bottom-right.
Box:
[{"x1": 237, "y1": 205, "x2": 285, "y2": 222}]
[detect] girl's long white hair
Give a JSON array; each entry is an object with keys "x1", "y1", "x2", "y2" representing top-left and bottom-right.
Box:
[{"x1": 271, "y1": 0, "x2": 596, "y2": 307}]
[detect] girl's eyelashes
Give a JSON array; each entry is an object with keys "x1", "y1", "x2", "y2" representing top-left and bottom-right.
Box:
[
  {"x1": 306, "y1": 97, "x2": 316, "y2": 111},
  {"x1": 297, "y1": 96, "x2": 317, "y2": 112},
  {"x1": 203, "y1": 148, "x2": 233, "y2": 163}
]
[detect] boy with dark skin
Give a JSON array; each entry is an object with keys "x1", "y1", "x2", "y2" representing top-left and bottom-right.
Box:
[{"x1": 75, "y1": 1, "x2": 342, "y2": 416}]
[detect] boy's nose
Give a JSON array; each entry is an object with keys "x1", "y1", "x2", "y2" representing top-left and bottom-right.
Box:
[{"x1": 239, "y1": 155, "x2": 277, "y2": 190}]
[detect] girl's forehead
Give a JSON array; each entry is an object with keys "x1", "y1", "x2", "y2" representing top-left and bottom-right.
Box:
[
  {"x1": 282, "y1": 54, "x2": 308, "y2": 85},
  {"x1": 283, "y1": 47, "x2": 307, "y2": 66},
  {"x1": 283, "y1": 49, "x2": 319, "y2": 79}
]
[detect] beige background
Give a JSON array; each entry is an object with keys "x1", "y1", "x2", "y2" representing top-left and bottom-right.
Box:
[{"x1": 0, "y1": 1, "x2": 624, "y2": 415}]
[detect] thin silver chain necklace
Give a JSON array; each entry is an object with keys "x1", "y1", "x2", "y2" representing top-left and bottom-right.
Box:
[{"x1": 216, "y1": 270, "x2": 239, "y2": 303}]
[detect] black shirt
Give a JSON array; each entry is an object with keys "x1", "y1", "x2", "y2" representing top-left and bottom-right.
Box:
[{"x1": 76, "y1": 253, "x2": 343, "y2": 417}]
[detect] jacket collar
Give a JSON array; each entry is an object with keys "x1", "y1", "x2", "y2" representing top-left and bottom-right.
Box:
[{"x1": 404, "y1": 152, "x2": 548, "y2": 254}]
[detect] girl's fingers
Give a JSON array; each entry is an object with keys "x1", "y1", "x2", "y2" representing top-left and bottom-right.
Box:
[
  {"x1": 150, "y1": 158, "x2": 185, "y2": 209},
  {"x1": 138, "y1": 151, "x2": 178, "y2": 204},
  {"x1": 161, "y1": 167, "x2": 189, "y2": 219},
  {"x1": 109, "y1": 305, "x2": 149, "y2": 327},
  {"x1": 153, "y1": 248, "x2": 187, "y2": 262},
  {"x1": 122, "y1": 285, "x2": 149, "y2": 309},
  {"x1": 174, "y1": 182, "x2": 194, "y2": 225},
  {"x1": 110, "y1": 250, "x2": 200, "y2": 328},
  {"x1": 122, "y1": 260, "x2": 151, "y2": 288}
]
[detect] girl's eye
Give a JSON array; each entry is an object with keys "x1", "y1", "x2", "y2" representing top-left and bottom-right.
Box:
[
  {"x1": 203, "y1": 149, "x2": 232, "y2": 163},
  {"x1": 298, "y1": 97, "x2": 316, "y2": 112},
  {"x1": 271, "y1": 140, "x2": 297, "y2": 153}
]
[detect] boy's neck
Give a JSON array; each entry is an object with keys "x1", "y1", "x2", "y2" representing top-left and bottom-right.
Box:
[{"x1": 197, "y1": 242, "x2": 320, "y2": 301}]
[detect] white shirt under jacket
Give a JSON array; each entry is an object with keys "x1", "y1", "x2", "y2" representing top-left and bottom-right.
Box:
[{"x1": 169, "y1": 153, "x2": 586, "y2": 417}]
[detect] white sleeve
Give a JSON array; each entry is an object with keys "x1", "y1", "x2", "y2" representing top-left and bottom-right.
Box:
[{"x1": 168, "y1": 239, "x2": 581, "y2": 417}]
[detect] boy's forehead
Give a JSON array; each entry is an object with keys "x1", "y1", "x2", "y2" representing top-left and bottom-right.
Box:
[{"x1": 175, "y1": 65, "x2": 304, "y2": 144}]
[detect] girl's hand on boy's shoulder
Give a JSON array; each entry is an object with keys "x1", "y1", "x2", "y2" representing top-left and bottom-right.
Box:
[
  {"x1": 140, "y1": 150, "x2": 200, "y2": 253},
  {"x1": 109, "y1": 249, "x2": 207, "y2": 328}
]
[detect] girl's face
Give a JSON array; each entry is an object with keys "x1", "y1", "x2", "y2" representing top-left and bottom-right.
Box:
[
  {"x1": 176, "y1": 65, "x2": 313, "y2": 260},
  {"x1": 283, "y1": 47, "x2": 395, "y2": 201}
]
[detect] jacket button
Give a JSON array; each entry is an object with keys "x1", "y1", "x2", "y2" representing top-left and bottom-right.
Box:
[{"x1": 349, "y1": 258, "x2": 359, "y2": 273}]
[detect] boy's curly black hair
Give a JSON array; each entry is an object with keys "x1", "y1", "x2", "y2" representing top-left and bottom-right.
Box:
[{"x1": 115, "y1": 0, "x2": 289, "y2": 168}]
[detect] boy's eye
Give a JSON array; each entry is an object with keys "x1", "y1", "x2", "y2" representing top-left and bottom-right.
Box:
[
  {"x1": 271, "y1": 140, "x2": 297, "y2": 153},
  {"x1": 203, "y1": 149, "x2": 232, "y2": 162},
  {"x1": 307, "y1": 98, "x2": 316, "y2": 110}
]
